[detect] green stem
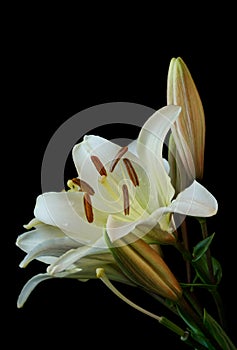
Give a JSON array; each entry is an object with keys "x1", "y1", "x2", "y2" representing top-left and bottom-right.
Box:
[
  {"x1": 160, "y1": 317, "x2": 207, "y2": 350},
  {"x1": 211, "y1": 289, "x2": 226, "y2": 330},
  {"x1": 183, "y1": 289, "x2": 203, "y2": 317},
  {"x1": 197, "y1": 218, "x2": 226, "y2": 328},
  {"x1": 181, "y1": 220, "x2": 192, "y2": 283},
  {"x1": 173, "y1": 239, "x2": 226, "y2": 327},
  {"x1": 198, "y1": 218, "x2": 215, "y2": 284}
]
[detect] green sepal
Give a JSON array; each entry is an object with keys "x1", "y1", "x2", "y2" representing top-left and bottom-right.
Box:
[{"x1": 192, "y1": 233, "x2": 215, "y2": 262}]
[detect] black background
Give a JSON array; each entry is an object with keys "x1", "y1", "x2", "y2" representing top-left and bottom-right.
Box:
[{"x1": 11, "y1": 8, "x2": 236, "y2": 350}]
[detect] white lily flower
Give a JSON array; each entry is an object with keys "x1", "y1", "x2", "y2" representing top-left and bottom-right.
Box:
[
  {"x1": 16, "y1": 104, "x2": 218, "y2": 308},
  {"x1": 31, "y1": 105, "x2": 217, "y2": 247}
]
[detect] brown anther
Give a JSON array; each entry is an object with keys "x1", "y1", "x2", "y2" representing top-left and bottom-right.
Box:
[
  {"x1": 109, "y1": 146, "x2": 128, "y2": 172},
  {"x1": 91, "y1": 155, "x2": 107, "y2": 176},
  {"x1": 122, "y1": 184, "x2": 130, "y2": 216},
  {"x1": 72, "y1": 178, "x2": 95, "y2": 195},
  {"x1": 83, "y1": 193, "x2": 94, "y2": 223},
  {"x1": 123, "y1": 158, "x2": 139, "y2": 187}
]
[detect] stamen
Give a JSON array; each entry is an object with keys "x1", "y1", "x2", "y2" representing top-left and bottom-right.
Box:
[
  {"x1": 110, "y1": 146, "x2": 128, "y2": 172},
  {"x1": 72, "y1": 178, "x2": 95, "y2": 195},
  {"x1": 91, "y1": 155, "x2": 107, "y2": 176},
  {"x1": 123, "y1": 158, "x2": 139, "y2": 187},
  {"x1": 122, "y1": 184, "x2": 130, "y2": 216},
  {"x1": 83, "y1": 193, "x2": 94, "y2": 223}
]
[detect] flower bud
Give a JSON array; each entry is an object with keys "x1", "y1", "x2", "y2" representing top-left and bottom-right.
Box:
[
  {"x1": 167, "y1": 57, "x2": 205, "y2": 191},
  {"x1": 107, "y1": 233, "x2": 182, "y2": 302}
]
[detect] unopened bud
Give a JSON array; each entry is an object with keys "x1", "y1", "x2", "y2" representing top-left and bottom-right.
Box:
[
  {"x1": 106, "y1": 232, "x2": 182, "y2": 302},
  {"x1": 167, "y1": 57, "x2": 205, "y2": 191}
]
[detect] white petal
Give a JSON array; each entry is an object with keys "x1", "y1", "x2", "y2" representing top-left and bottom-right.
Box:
[
  {"x1": 19, "y1": 237, "x2": 79, "y2": 268},
  {"x1": 163, "y1": 158, "x2": 170, "y2": 174},
  {"x1": 34, "y1": 191, "x2": 106, "y2": 245},
  {"x1": 23, "y1": 217, "x2": 42, "y2": 229},
  {"x1": 170, "y1": 180, "x2": 218, "y2": 217},
  {"x1": 137, "y1": 105, "x2": 181, "y2": 207},
  {"x1": 17, "y1": 273, "x2": 53, "y2": 308},
  {"x1": 106, "y1": 207, "x2": 169, "y2": 243},
  {"x1": 47, "y1": 236, "x2": 108, "y2": 274},
  {"x1": 127, "y1": 139, "x2": 138, "y2": 156},
  {"x1": 16, "y1": 224, "x2": 68, "y2": 253}
]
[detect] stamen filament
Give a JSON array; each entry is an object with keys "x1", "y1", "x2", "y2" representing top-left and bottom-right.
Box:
[
  {"x1": 110, "y1": 146, "x2": 128, "y2": 172},
  {"x1": 122, "y1": 184, "x2": 130, "y2": 216},
  {"x1": 91, "y1": 155, "x2": 107, "y2": 176},
  {"x1": 83, "y1": 193, "x2": 94, "y2": 223},
  {"x1": 123, "y1": 158, "x2": 139, "y2": 186},
  {"x1": 72, "y1": 178, "x2": 95, "y2": 195}
]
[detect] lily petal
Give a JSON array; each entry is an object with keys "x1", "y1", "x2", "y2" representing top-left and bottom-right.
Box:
[
  {"x1": 16, "y1": 224, "x2": 69, "y2": 253},
  {"x1": 137, "y1": 105, "x2": 181, "y2": 208},
  {"x1": 34, "y1": 191, "x2": 106, "y2": 245},
  {"x1": 19, "y1": 237, "x2": 80, "y2": 267},
  {"x1": 170, "y1": 180, "x2": 218, "y2": 217},
  {"x1": 107, "y1": 207, "x2": 171, "y2": 244},
  {"x1": 47, "y1": 236, "x2": 108, "y2": 274},
  {"x1": 17, "y1": 273, "x2": 53, "y2": 308},
  {"x1": 107, "y1": 180, "x2": 217, "y2": 243}
]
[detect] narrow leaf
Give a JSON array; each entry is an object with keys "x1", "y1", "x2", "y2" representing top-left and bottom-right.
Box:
[
  {"x1": 192, "y1": 233, "x2": 215, "y2": 262},
  {"x1": 203, "y1": 309, "x2": 237, "y2": 350}
]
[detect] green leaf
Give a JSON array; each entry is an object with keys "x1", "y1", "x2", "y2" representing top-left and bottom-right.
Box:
[
  {"x1": 192, "y1": 233, "x2": 215, "y2": 262},
  {"x1": 193, "y1": 255, "x2": 222, "y2": 285},
  {"x1": 203, "y1": 309, "x2": 237, "y2": 350},
  {"x1": 212, "y1": 257, "x2": 222, "y2": 284},
  {"x1": 177, "y1": 305, "x2": 216, "y2": 349}
]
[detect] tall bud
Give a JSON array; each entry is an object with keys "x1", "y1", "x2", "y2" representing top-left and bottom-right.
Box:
[{"x1": 167, "y1": 57, "x2": 205, "y2": 192}]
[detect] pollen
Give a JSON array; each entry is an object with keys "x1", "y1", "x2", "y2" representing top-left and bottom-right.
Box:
[
  {"x1": 91, "y1": 155, "x2": 107, "y2": 177},
  {"x1": 122, "y1": 184, "x2": 130, "y2": 216},
  {"x1": 123, "y1": 158, "x2": 139, "y2": 187},
  {"x1": 83, "y1": 193, "x2": 94, "y2": 223},
  {"x1": 110, "y1": 146, "x2": 128, "y2": 172}
]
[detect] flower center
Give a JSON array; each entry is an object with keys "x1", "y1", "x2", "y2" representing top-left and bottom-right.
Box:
[{"x1": 68, "y1": 146, "x2": 149, "y2": 224}]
